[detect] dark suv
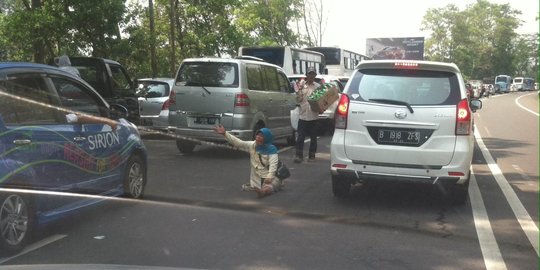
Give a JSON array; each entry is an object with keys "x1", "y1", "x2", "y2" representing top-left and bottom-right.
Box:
[{"x1": 54, "y1": 57, "x2": 140, "y2": 125}]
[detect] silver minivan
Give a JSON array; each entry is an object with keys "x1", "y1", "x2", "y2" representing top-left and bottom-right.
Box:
[{"x1": 168, "y1": 57, "x2": 297, "y2": 153}]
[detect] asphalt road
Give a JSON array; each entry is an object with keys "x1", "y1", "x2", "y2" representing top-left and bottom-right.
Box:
[{"x1": 2, "y1": 91, "x2": 538, "y2": 269}]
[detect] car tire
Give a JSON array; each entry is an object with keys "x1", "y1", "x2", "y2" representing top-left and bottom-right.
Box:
[
  {"x1": 332, "y1": 174, "x2": 351, "y2": 198},
  {"x1": 252, "y1": 123, "x2": 265, "y2": 140},
  {"x1": 123, "y1": 155, "x2": 146, "y2": 199},
  {"x1": 176, "y1": 139, "x2": 196, "y2": 154},
  {"x1": 0, "y1": 192, "x2": 34, "y2": 254},
  {"x1": 450, "y1": 180, "x2": 469, "y2": 205},
  {"x1": 327, "y1": 120, "x2": 335, "y2": 136},
  {"x1": 445, "y1": 171, "x2": 470, "y2": 205}
]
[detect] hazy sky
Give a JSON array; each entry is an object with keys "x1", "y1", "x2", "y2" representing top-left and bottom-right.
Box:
[{"x1": 320, "y1": 0, "x2": 539, "y2": 54}]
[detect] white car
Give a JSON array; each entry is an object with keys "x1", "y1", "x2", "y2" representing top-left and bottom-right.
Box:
[{"x1": 330, "y1": 60, "x2": 482, "y2": 204}]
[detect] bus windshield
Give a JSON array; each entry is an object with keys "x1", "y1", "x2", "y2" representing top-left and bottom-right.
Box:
[
  {"x1": 496, "y1": 76, "x2": 509, "y2": 82},
  {"x1": 307, "y1": 47, "x2": 341, "y2": 65},
  {"x1": 240, "y1": 47, "x2": 285, "y2": 67}
]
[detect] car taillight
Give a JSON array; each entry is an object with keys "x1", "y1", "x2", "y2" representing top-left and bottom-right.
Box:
[
  {"x1": 455, "y1": 99, "x2": 471, "y2": 135},
  {"x1": 235, "y1": 93, "x2": 250, "y2": 107},
  {"x1": 169, "y1": 90, "x2": 176, "y2": 106},
  {"x1": 394, "y1": 62, "x2": 419, "y2": 69},
  {"x1": 161, "y1": 99, "x2": 170, "y2": 110},
  {"x1": 335, "y1": 94, "x2": 349, "y2": 129}
]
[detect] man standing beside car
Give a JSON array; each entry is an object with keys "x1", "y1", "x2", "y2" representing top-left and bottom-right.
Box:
[{"x1": 294, "y1": 66, "x2": 320, "y2": 163}]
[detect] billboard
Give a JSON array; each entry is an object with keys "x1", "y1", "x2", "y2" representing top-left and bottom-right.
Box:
[{"x1": 366, "y1": 37, "x2": 424, "y2": 60}]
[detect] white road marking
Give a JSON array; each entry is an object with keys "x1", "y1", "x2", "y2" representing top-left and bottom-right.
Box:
[
  {"x1": 469, "y1": 169, "x2": 507, "y2": 270},
  {"x1": 511, "y1": 164, "x2": 531, "y2": 181},
  {"x1": 515, "y1": 93, "x2": 539, "y2": 116},
  {"x1": 0, "y1": 234, "x2": 67, "y2": 264},
  {"x1": 474, "y1": 126, "x2": 539, "y2": 256}
]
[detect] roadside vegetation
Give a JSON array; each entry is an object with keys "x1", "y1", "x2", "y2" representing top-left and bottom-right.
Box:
[{"x1": 0, "y1": 0, "x2": 537, "y2": 80}]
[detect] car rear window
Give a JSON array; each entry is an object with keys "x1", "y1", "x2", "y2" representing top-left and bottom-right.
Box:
[
  {"x1": 177, "y1": 62, "x2": 238, "y2": 88},
  {"x1": 137, "y1": 81, "x2": 170, "y2": 98},
  {"x1": 346, "y1": 69, "x2": 461, "y2": 105}
]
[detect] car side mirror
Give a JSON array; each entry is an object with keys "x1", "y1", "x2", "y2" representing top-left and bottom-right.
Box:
[
  {"x1": 110, "y1": 103, "x2": 129, "y2": 120},
  {"x1": 470, "y1": 99, "x2": 482, "y2": 112}
]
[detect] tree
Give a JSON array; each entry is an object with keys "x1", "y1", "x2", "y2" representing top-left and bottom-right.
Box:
[
  {"x1": 513, "y1": 33, "x2": 538, "y2": 77},
  {"x1": 149, "y1": 0, "x2": 157, "y2": 77},
  {"x1": 0, "y1": 0, "x2": 127, "y2": 63},
  {"x1": 234, "y1": 0, "x2": 303, "y2": 47},
  {"x1": 421, "y1": 0, "x2": 523, "y2": 79},
  {"x1": 299, "y1": 0, "x2": 327, "y2": 47}
]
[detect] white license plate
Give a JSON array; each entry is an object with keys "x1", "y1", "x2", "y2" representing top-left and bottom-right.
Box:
[
  {"x1": 188, "y1": 116, "x2": 219, "y2": 127},
  {"x1": 377, "y1": 129, "x2": 420, "y2": 145}
]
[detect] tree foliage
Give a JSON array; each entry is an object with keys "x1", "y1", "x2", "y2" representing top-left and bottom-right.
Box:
[
  {"x1": 1, "y1": 0, "x2": 536, "y2": 81},
  {"x1": 421, "y1": 0, "x2": 536, "y2": 81},
  {"x1": 0, "y1": 0, "x2": 307, "y2": 78}
]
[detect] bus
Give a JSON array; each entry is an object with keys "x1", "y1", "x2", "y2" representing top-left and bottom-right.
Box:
[
  {"x1": 304, "y1": 46, "x2": 371, "y2": 77},
  {"x1": 238, "y1": 46, "x2": 325, "y2": 76},
  {"x1": 494, "y1": 75, "x2": 512, "y2": 93},
  {"x1": 513, "y1": 77, "x2": 535, "y2": 91},
  {"x1": 523, "y1": 78, "x2": 535, "y2": 91}
]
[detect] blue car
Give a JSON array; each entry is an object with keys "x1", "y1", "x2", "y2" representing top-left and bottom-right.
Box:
[{"x1": 0, "y1": 63, "x2": 148, "y2": 253}]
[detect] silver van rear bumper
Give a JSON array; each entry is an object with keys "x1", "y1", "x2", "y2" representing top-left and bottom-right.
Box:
[{"x1": 170, "y1": 127, "x2": 253, "y2": 141}]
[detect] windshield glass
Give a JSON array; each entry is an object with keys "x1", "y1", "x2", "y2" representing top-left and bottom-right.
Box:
[
  {"x1": 348, "y1": 69, "x2": 460, "y2": 105},
  {"x1": 137, "y1": 81, "x2": 170, "y2": 97},
  {"x1": 176, "y1": 62, "x2": 239, "y2": 87},
  {"x1": 306, "y1": 47, "x2": 341, "y2": 65},
  {"x1": 241, "y1": 47, "x2": 285, "y2": 67}
]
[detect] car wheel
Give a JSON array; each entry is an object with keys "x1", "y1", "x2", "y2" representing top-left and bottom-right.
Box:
[
  {"x1": 444, "y1": 171, "x2": 470, "y2": 205},
  {"x1": 176, "y1": 139, "x2": 196, "y2": 154},
  {"x1": 286, "y1": 130, "x2": 296, "y2": 146},
  {"x1": 0, "y1": 193, "x2": 34, "y2": 254},
  {"x1": 252, "y1": 123, "x2": 265, "y2": 140},
  {"x1": 327, "y1": 120, "x2": 335, "y2": 136},
  {"x1": 450, "y1": 177, "x2": 470, "y2": 205},
  {"x1": 332, "y1": 174, "x2": 351, "y2": 198},
  {"x1": 123, "y1": 155, "x2": 146, "y2": 199},
  {"x1": 450, "y1": 184, "x2": 468, "y2": 205}
]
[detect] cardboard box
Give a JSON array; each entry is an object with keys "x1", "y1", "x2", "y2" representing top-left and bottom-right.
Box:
[{"x1": 308, "y1": 85, "x2": 339, "y2": 113}]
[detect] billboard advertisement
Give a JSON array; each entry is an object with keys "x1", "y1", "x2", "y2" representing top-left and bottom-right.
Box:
[{"x1": 366, "y1": 37, "x2": 424, "y2": 60}]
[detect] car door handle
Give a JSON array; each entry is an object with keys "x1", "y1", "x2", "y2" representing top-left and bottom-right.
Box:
[
  {"x1": 13, "y1": 139, "x2": 32, "y2": 145},
  {"x1": 73, "y1": 136, "x2": 86, "y2": 142}
]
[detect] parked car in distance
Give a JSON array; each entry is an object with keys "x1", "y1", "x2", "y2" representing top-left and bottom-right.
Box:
[
  {"x1": 288, "y1": 74, "x2": 344, "y2": 134},
  {"x1": 168, "y1": 56, "x2": 297, "y2": 153},
  {"x1": 330, "y1": 60, "x2": 482, "y2": 204},
  {"x1": 0, "y1": 62, "x2": 148, "y2": 254},
  {"x1": 136, "y1": 78, "x2": 175, "y2": 131},
  {"x1": 337, "y1": 76, "x2": 350, "y2": 87}
]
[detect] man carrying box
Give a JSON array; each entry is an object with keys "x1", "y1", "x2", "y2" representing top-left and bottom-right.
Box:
[{"x1": 294, "y1": 66, "x2": 321, "y2": 163}]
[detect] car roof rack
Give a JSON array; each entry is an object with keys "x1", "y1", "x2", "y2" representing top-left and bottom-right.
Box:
[{"x1": 234, "y1": 55, "x2": 265, "y2": 62}]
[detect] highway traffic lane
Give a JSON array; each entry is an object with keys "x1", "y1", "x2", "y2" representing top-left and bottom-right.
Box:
[
  {"x1": 141, "y1": 136, "x2": 481, "y2": 243},
  {"x1": 473, "y1": 92, "x2": 538, "y2": 223},
  {"x1": 3, "y1": 128, "x2": 535, "y2": 269},
  {"x1": 3, "y1": 193, "x2": 487, "y2": 270}
]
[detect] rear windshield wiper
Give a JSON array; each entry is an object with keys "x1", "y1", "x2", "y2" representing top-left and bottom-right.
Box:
[
  {"x1": 186, "y1": 80, "x2": 211, "y2": 95},
  {"x1": 369, "y1": 99, "x2": 414, "y2": 113}
]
